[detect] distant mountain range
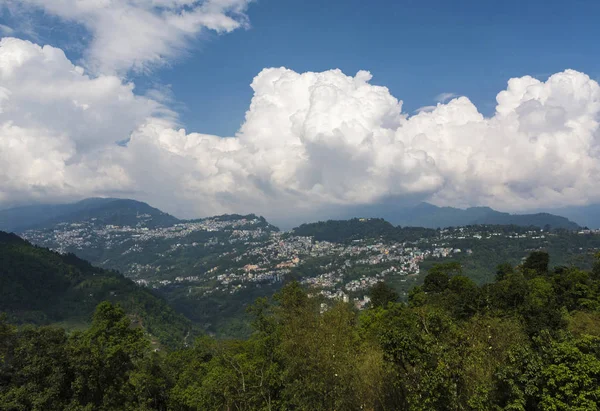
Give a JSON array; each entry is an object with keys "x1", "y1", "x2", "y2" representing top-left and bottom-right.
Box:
[
  {"x1": 0, "y1": 197, "x2": 585, "y2": 232},
  {"x1": 542, "y1": 204, "x2": 600, "y2": 230},
  {"x1": 388, "y1": 202, "x2": 581, "y2": 230},
  {"x1": 0, "y1": 197, "x2": 179, "y2": 232}
]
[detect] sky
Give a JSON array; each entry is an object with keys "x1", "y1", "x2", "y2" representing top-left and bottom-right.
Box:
[
  {"x1": 161, "y1": 0, "x2": 600, "y2": 136},
  {"x1": 0, "y1": 0, "x2": 599, "y2": 226}
]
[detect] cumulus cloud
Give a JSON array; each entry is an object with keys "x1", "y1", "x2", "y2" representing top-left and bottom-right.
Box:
[
  {"x1": 1, "y1": 37, "x2": 600, "y2": 224},
  {"x1": 2, "y1": 0, "x2": 252, "y2": 74},
  {"x1": 0, "y1": 38, "x2": 163, "y2": 204}
]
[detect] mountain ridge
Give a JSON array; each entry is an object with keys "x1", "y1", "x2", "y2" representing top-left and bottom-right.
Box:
[
  {"x1": 386, "y1": 202, "x2": 580, "y2": 230},
  {"x1": 542, "y1": 204, "x2": 600, "y2": 229},
  {"x1": 0, "y1": 197, "x2": 583, "y2": 233},
  {"x1": 0, "y1": 198, "x2": 179, "y2": 232}
]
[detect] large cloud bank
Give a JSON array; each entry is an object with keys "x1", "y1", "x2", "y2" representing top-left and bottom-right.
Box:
[{"x1": 1, "y1": 37, "x2": 599, "y2": 222}]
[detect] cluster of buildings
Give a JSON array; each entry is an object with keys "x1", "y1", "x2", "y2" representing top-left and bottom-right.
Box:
[
  {"x1": 22, "y1": 215, "x2": 272, "y2": 255},
  {"x1": 181, "y1": 233, "x2": 469, "y2": 302},
  {"x1": 23, "y1": 213, "x2": 599, "y2": 310}
]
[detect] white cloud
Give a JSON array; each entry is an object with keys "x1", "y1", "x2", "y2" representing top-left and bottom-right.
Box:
[
  {"x1": 414, "y1": 105, "x2": 436, "y2": 114},
  {"x1": 435, "y1": 92, "x2": 459, "y2": 103},
  {"x1": 3, "y1": 0, "x2": 252, "y2": 74},
  {"x1": 0, "y1": 38, "x2": 163, "y2": 204},
  {"x1": 0, "y1": 24, "x2": 14, "y2": 35},
  {"x1": 1, "y1": 38, "x2": 600, "y2": 223}
]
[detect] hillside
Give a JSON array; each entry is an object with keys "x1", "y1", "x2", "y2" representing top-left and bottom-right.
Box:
[
  {"x1": 0, "y1": 198, "x2": 179, "y2": 232},
  {"x1": 0, "y1": 232, "x2": 193, "y2": 348},
  {"x1": 16, "y1": 204, "x2": 600, "y2": 338},
  {"x1": 2, "y1": 253, "x2": 600, "y2": 410},
  {"x1": 8, "y1": 198, "x2": 596, "y2": 338},
  {"x1": 291, "y1": 217, "x2": 436, "y2": 243}
]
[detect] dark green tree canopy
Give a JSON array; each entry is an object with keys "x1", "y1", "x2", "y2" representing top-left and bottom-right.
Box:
[
  {"x1": 423, "y1": 262, "x2": 462, "y2": 293},
  {"x1": 369, "y1": 281, "x2": 399, "y2": 308},
  {"x1": 1, "y1": 251, "x2": 600, "y2": 410},
  {"x1": 523, "y1": 251, "x2": 550, "y2": 276}
]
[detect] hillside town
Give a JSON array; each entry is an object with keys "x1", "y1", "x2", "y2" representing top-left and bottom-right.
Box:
[
  {"x1": 20, "y1": 211, "x2": 600, "y2": 311},
  {"x1": 21, "y1": 215, "x2": 274, "y2": 254}
]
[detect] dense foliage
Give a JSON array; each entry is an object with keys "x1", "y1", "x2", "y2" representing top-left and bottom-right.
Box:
[
  {"x1": 3, "y1": 250, "x2": 600, "y2": 410},
  {"x1": 0, "y1": 232, "x2": 193, "y2": 349},
  {"x1": 292, "y1": 218, "x2": 437, "y2": 243}
]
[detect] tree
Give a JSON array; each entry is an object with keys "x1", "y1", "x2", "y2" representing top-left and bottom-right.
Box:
[
  {"x1": 67, "y1": 302, "x2": 149, "y2": 410},
  {"x1": 537, "y1": 336, "x2": 600, "y2": 410},
  {"x1": 0, "y1": 313, "x2": 14, "y2": 365},
  {"x1": 369, "y1": 282, "x2": 399, "y2": 308},
  {"x1": 496, "y1": 334, "x2": 600, "y2": 410},
  {"x1": 490, "y1": 271, "x2": 529, "y2": 312},
  {"x1": 522, "y1": 251, "x2": 550, "y2": 277},
  {"x1": 495, "y1": 262, "x2": 514, "y2": 281},
  {"x1": 445, "y1": 275, "x2": 479, "y2": 319},
  {"x1": 2, "y1": 249, "x2": 600, "y2": 410},
  {"x1": 424, "y1": 271, "x2": 449, "y2": 293},
  {"x1": 423, "y1": 262, "x2": 462, "y2": 293},
  {"x1": 522, "y1": 276, "x2": 566, "y2": 336},
  {"x1": 0, "y1": 326, "x2": 72, "y2": 411},
  {"x1": 592, "y1": 252, "x2": 600, "y2": 280}
]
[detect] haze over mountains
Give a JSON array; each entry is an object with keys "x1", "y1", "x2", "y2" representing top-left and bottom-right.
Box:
[
  {"x1": 388, "y1": 202, "x2": 581, "y2": 230},
  {"x1": 0, "y1": 197, "x2": 585, "y2": 233},
  {"x1": 543, "y1": 204, "x2": 600, "y2": 231},
  {"x1": 0, "y1": 198, "x2": 179, "y2": 233}
]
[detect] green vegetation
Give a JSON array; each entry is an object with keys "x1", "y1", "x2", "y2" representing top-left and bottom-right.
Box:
[
  {"x1": 292, "y1": 218, "x2": 437, "y2": 243},
  {"x1": 423, "y1": 228, "x2": 600, "y2": 284},
  {"x1": 0, "y1": 232, "x2": 193, "y2": 349},
  {"x1": 3, "y1": 250, "x2": 600, "y2": 410}
]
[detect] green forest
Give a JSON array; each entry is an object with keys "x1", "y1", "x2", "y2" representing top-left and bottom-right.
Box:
[
  {"x1": 2, "y1": 248, "x2": 600, "y2": 410},
  {"x1": 0, "y1": 232, "x2": 194, "y2": 349}
]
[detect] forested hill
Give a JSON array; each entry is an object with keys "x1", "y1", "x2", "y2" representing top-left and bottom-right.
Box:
[
  {"x1": 291, "y1": 217, "x2": 437, "y2": 243},
  {"x1": 1, "y1": 251, "x2": 600, "y2": 409},
  {"x1": 0, "y1": 197, "x2": 179, "y2": 232},
  {"x1": 0, "y1": 231, "x2": 192, "y2": 348}
]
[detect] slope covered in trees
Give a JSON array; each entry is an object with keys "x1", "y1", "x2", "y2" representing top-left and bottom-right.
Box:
[
  {"x1": 291, "y1": 218, "x2": 437, "y2": 243},
  {"x1": 2, "y1": 250, "x2": 600, "y2": 410},
  {"x1": 0, "y1": 232, "x2": 192, "y2": 349}
]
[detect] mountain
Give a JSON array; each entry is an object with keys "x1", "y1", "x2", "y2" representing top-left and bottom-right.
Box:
[
  {"x1": 0, "y1": 197, "x2": 180, "y2": 232},
  {"x1": 1, "y1": 197, "x2": 580, "y2": 234},
  {"x1": 291, "y1": 218, "x2": 437, "y2": 243},
  {"x1": 387, "y1": 202, "x2": 580, "y2": 230},
  {"x1": 542, "y1": 204, "x2": 600, "y2": 229},
  {"x1": 0, "y1": 231, "x2": 193, "y2": 348}
]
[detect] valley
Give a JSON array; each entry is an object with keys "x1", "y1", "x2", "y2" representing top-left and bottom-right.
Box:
[{"x1": 11, "y1": 198, "x2": 600, "y2": 336}]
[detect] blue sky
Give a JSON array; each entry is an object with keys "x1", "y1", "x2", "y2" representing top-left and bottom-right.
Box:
[
  {"x1": 147, "y1": 0, "x2": 600, "y2": 135},
  {"x1": 1, "y1": 0, "x2": 600, "y2": 222},
  {"x1": 5, "y1": 0, "x2": 600, "y2": 136}
]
